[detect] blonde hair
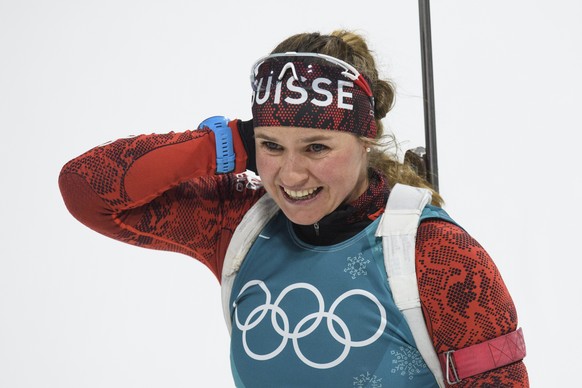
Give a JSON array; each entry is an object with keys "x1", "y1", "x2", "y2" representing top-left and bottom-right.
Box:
[{"x1": 271, "y1": 30, "x2": 444, "y2": 206}]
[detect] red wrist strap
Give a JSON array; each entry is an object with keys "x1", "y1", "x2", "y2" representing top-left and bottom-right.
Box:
[{"x1": 439, "y1": 328, "x2": 526, "y2": 385}]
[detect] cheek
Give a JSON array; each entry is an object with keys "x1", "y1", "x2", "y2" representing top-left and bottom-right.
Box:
[
  {"x1": 314, "y1": 157, "x2": 356, "y2": 187},
  {"x1": 255, "y1": 153, "x2": 274, "y2": 180},
  {"x1": 322, "y1": 152, "x2": 368, "y2": 194},
  {"x1": 321, "y1": 151, "x2": 366, "y2": 176}
]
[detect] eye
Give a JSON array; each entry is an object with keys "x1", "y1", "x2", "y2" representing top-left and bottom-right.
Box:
[
  {"x1": 260, "y1": 141, "x2": 283, "y2": 151},
  {"x1": 308, "y1": 143, "x2": 329, "y2": 153}
]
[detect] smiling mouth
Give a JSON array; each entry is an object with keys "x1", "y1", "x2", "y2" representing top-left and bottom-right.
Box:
[{"x1": 282, "y1": 187, "x2": 323, "y2": 201}]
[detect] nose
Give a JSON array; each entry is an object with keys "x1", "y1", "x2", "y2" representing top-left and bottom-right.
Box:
[{"x1": 279, "y1": 152, "x2": 309, "y2": 188}]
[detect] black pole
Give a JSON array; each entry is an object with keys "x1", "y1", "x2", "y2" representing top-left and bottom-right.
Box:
[{"x1": 418, "y1": 0, "x2": 439, "y2": 191}]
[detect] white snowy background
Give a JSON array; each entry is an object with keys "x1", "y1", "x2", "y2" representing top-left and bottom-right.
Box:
[{"x1": 1, "y1": 0, "x2": 580, "y2": 386}]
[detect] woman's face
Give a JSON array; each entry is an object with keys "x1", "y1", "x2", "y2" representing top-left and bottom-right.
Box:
[{"x1": 255, "y1": 126, "x2": 369, "y2": 226}]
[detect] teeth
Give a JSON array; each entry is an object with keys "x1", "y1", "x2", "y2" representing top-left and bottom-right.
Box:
[{"x1": 284, "y1": 187, "x2": 318, "y2": 199}]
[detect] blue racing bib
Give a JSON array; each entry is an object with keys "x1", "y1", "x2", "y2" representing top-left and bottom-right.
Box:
[{"x1": 229, "y1": 212, "x2": 438, "y2": 388}]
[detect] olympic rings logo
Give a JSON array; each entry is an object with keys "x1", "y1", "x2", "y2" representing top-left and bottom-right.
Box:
[{"x1": 233, "y1": 280, "x2": 387, "y2": 369}]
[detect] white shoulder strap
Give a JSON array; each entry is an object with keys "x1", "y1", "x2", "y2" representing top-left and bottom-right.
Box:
[
  {"x1": 375, "y1": 183, "x2": 445, "y2": 387},
  {"x1": 220, "y1": 193, "x2": 279, "y2": 334}
]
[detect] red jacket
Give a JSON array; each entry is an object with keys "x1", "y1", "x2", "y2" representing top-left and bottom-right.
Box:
[{"x1": 59, "y1": 120, "x2": 528, "y2": 387}]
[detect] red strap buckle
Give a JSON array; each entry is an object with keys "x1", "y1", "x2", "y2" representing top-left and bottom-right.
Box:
[
  {"x1": 443, "y1": 350, "x2": 462, "y2": 384},
  {"x1": 440, "y1": 328, "x2": 526, "y2": 384}
]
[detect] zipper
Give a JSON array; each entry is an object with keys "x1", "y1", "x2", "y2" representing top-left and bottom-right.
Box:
[{"x1": 313, "y1": 222, "x2": 320, "y2": 237}]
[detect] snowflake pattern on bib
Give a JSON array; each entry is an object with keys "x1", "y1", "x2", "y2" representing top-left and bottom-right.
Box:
[
  {"x1": 353, "y1": 371, "x2": 383, "y2": 387},
  {"x1": 390, "y1": 345, "x2": 428, "y2": 380},
  {"x1": 344, "y1": 253, "x2": 371, "y2": 279}
]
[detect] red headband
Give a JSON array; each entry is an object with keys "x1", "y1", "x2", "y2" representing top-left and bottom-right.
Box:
[{"x1": 251, "y1": 52, "x2": 377, "y2": 138}]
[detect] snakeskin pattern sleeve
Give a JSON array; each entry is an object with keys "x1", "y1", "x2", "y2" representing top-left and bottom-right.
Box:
[
  {"x1": 416, "y1": 220, "x2": 529, "y2": 387},
  {"x1": 59, "y1": 127, "x2": 265, "y2": 279}
]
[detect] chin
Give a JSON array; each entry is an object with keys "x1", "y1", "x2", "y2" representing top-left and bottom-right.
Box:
[{"x1": 280, "y1": 209, "x2": 321, "y2": 226}]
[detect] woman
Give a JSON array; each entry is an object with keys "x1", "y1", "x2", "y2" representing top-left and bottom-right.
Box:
[{"x1": 59, "y1": 31, "x2": 528, "y2": 387}]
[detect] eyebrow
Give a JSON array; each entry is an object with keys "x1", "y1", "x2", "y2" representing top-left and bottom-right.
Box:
[{"x1": 254, "y1": 133, "x2": 335, "y2": 143}]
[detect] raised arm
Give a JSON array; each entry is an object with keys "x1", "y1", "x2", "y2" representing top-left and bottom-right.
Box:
[
  {"x1": 59, "y1": 119, "x2": 265, "y2": 279},
  {"x1": 416, "y1": 220, "x2": 529, "y2": 387}
]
